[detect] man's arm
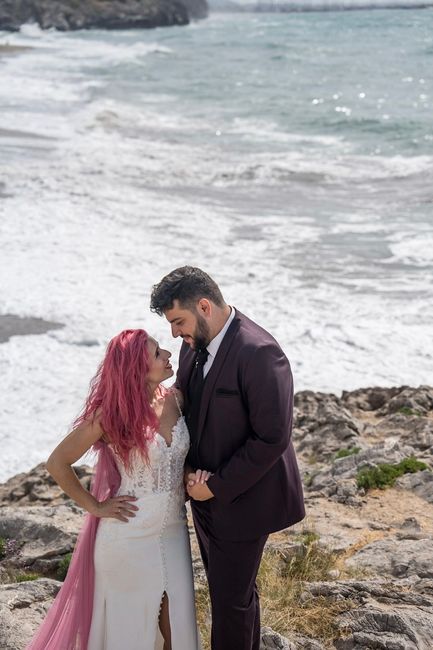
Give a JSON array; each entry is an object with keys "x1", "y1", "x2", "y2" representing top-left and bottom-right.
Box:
[{"x1": 206, "y1": 343, "x2": 293, "y2": 504}]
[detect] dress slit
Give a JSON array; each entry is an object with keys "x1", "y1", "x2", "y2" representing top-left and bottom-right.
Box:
[{"x1": 157, "y1": 591, "x2": 172, "y2": 649}]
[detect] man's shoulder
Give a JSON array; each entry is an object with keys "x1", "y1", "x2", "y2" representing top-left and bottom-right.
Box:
[{"x1": 235, "y1": 310, "x2": 281, "y2": 350}]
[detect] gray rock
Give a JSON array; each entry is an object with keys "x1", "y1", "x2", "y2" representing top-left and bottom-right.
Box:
[
  {"x1": 379, "y1": 386, "x2": 433, "y2": 417},
  {"x1": 0, "y1": 505, "x2": 82, "y2": 574},
  {"x1": 346, "y1": 537, "x2": 433, "y2": 579},
  {"x1": 307, "y1": 439, "x2": 417, "y2": 499},
  {"x1": 0, "y1": 463, "x2": 93, "y2": 507},
  {"x1": 294, "y1": 391, "x2": 361, "y2": 462},
  {"x1": 261, "y1": 627, "x2": 296, "y2": 649},
  {"x1": 307, "y1": 578, "x2": 433, "y2": 650},
  {"x1": 396, "y1": 470, "x2": 433, "y2": 503},
  {"x1": 260, "y1": 627, "x2": 326, "y2": 650},
  {"x1": 0, "y1": 579, "x2": 60, "y2": 650}
]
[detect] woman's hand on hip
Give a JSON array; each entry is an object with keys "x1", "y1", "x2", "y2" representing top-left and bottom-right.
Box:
[{"x1": 92, "y1": 495, "x2": 138, "y2": 522}]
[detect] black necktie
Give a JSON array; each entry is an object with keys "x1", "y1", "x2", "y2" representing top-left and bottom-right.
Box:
[{"x1": 186, "y1": 348, "x2": 209, "y2": 467}]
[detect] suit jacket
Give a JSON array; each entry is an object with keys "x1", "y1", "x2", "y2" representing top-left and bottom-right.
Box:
[{"x1": 177, "y1": 309, "x2": 305, "y2": 541}]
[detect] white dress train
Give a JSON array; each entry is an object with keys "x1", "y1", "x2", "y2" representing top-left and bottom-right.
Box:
[{"x1": 87, "y1": 413, "x2": 201, "y2": 650}]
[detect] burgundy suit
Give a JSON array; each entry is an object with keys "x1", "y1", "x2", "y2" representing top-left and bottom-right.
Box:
[{"x1": 177, "y1": 309, "x2": 305, "y2": 649}]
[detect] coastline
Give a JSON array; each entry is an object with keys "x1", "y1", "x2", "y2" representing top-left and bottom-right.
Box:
[{"x1": 0, "y1": 314, "x2": 64, "y2": 344}]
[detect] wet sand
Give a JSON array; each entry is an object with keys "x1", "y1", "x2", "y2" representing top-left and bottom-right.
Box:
[
  {"x1": 0, "y1": 44, "x2": 32, "y2": 55},
  {"x1": 0, "y1": 315, "x2": 64, "y2": 344}
]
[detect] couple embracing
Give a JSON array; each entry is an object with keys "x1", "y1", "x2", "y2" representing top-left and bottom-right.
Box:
[{"x1": 27, "y1": 266, "x2": 305, "y2": 650}]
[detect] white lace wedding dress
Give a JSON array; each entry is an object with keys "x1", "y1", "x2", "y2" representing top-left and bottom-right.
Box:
[{"x1": 87, "y1": 412, "x2": 201, "y2": 650}]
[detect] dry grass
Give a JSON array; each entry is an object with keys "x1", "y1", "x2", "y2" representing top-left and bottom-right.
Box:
[{"x1": 195, "y1": 537, "x2": 355, "y2": 649}]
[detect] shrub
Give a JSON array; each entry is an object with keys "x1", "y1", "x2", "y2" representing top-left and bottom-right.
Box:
[
  {"x1": 397, "y1": 406, "x2": 421, "y2": 417},
  {"x1": 57, "y1": 553, "x2": 72, "y2": 581},
  {"x1": 0, "y1": 538, "x2": 5, "y2": 560},
  {"x1": 15, "y1": 572, "x2": 40, "y2": 582},
  {"x1": 335, "y1": 447, "x2": 361, "y2": 460},
  {"x1": 357, "y1": 457, "x2": 428, "y2": 490}
]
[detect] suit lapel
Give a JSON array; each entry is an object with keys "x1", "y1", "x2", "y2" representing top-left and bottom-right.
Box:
[
  {"x1": 178, "y1": 341, "x2": 196, "y2": 410},
  {"x1": 196, "y1": 314, "x2": 241, "y2": 441}
]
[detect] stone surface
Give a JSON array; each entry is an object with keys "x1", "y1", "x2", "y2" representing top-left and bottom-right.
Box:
[
  {"x1": 0, "y1": 579, "x2": 60, "y2": 650},
  {"x1": 346, "y1": 537, "x2": 433, "y2": 579},
  {"x1": 0, "y1": 504, "x2": 82, "y2": 575},
  {"x1": 307, "y1": 579, "x2": 433, "y2": 650},
  {"x1": 0, "y1": 0, "x2": 208, "y2": 32},
  {"x1": 1, "y1": 385, "x2": 433, "y2": 648},
  {"x1": 0, "y1": 462, "x2": 93, "y2": 507}
]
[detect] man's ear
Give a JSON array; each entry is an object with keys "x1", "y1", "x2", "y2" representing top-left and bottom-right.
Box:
[{"x1": 197, "y1": 298, "x2": 212, "y2": 317}]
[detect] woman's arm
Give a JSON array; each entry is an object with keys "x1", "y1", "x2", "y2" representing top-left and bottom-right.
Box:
[{"x1": 46, "y1": 417, "x2": 137, "y2": 522}]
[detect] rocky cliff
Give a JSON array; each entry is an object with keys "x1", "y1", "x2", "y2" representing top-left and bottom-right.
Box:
[
  {"x1": 1, "y1": 385, "x2": 433, "y2": 649},
  {"x1": 0, "y1": 0, "x2": 208, "y2": 32}
]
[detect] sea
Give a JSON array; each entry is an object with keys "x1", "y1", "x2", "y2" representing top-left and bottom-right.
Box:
[{"x1": 0, "y1": 7, "x2": 432, "y2": 480}]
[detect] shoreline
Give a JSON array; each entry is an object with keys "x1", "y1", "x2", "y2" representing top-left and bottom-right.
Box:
[
  {"x1": 0, "y1": 314, "x2": 64, "y2": 344},
  {"x1": 0, "y1": 44, "x2": 33, "y2": 55}
]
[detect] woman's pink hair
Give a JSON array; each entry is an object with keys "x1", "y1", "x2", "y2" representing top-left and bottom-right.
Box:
[{"x1": 74, "y1": 329, "x2": 160, "y2": 469}]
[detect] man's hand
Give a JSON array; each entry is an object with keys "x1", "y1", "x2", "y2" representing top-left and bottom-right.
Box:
[{"x1": 186, "y1": 469, "x2": 214, "y2": 501}]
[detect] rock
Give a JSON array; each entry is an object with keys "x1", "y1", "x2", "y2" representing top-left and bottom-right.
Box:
[
  {"x1": 378, "y1": 386, "x2": 433, "y2": 417},
  {"x1": 0, "y1": 505, "x2": 82, "y2": 575},
  {"x1": 396, "y1": 470, "x2": 433, "y2": 503},
  {"x1": 307, "y1": 578, "x2": 433, "y2": 650},
  {"x1": 306, "y1": 439, "x2": 417, "y2": 500},
  {"x1": 0, "y1": 0, "x2": 208, "y2": 33},
  {"x1": 294, "y1": 391, "x2": 361, "y2": 462},
  {"x1": 341, "y1": 386, "x2": 402, "y2": 412},
  {"x1": 346, "y1": 537, "x2": 433, "y2": 579},
  {"x1": 0, "y1": 463, "x2": 93, "y2": 507},
  {"x1": 261, "y1": 627, "x2": 296, "y2": 649},
  {"x1": 0, "y1": 579, "x2": 60, "y2": 650}
]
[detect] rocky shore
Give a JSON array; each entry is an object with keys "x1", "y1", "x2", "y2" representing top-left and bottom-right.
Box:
[
  {"x1": 1, "y1": 385, "x2": 433, "y2": 649},
  {"x1": 0, "y1": 0, "x2": 208, "y2": 33}
]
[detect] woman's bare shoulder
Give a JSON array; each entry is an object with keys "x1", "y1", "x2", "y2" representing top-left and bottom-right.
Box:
[{"x1": 165, "y1": 386, "x2": 184, "y2": 413}]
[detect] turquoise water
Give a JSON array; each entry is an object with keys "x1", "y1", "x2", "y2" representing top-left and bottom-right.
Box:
[{"x1": 0, "y1": 11, "x2": 432, "y2": 478}]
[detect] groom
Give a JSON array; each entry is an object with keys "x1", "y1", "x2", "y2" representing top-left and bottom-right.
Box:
[{"x1": 150, "y1": 267, "x2": 305, "y2": 650}]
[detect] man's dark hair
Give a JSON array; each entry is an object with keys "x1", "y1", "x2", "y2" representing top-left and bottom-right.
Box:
[{"x1": 150, "y1": 266, "x2": 225, "y2": 316}]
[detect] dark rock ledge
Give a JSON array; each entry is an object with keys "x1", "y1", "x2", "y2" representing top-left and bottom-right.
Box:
[{"x1": 0, "y1": 0, "x2": 208, "y2": 33}]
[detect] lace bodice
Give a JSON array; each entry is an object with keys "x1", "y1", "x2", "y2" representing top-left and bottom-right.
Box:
[{"x1": 114, "y1": 416, "x2": 190, "y2": 498}]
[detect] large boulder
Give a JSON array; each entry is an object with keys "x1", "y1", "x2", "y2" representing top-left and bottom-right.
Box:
[
  {"x1": 0, "y1": 579, "x2": 60, "y2": 650},
  {"x1": 0, "y1": 504, "x2": 82, "y2": 575}
]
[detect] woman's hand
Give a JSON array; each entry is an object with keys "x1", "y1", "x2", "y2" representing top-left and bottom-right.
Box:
[
  {"x1": 187, "y1": 469, "x2": 212, "y2": 487},
  {"x1": 91, "y1": 495, "x2": 139, "y2": 522}
]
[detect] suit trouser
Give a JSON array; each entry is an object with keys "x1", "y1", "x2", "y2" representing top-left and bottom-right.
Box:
[{"x1": 192, "y1": 500, "x2": 268, "y2": 650}]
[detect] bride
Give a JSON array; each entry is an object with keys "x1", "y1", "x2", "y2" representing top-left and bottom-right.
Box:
[{"x1": 27, "y1": 329, "x2": 205, "y2": 650}]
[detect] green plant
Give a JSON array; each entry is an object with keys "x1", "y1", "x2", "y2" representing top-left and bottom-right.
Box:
[
  {"x1": 0, "y1": 537, "x2": 5, "y2": 560},
  {"x1": 397, "y1": 406, "x2": 422, "y2": 417},
  {"x1": 297, "y1": 531, "x2": 320, "y2": 546},
  {"x1": 15, "y1": 572, "x2": 40, "y2": 582},
  {"x1": 357, "y1": 457, "x2": 428, "y2": 490},
  {"x1": 335, "y1": 447, "x2": 361, "y2": 460},
  {"x1": 57, "y1": 553, "x2": 72, "y2": 581}
]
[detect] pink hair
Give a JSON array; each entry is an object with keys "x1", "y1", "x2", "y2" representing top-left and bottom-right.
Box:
[{"x1": 74, "y1": 329, "x2": 160, "y2": 470}]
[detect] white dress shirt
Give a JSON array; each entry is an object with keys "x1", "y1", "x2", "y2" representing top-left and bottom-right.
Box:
[{"x1": 203, "y1": 307, "x2": 235, "y2": 378}]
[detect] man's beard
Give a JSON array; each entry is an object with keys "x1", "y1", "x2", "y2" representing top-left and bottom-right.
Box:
[{"x1": 192, "y1": 313, "x2": 211, "y2": 350}]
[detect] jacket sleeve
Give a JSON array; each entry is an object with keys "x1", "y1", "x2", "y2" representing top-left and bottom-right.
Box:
[{"x1": 206, "y1": 343, "x2": 293, "y2": 504}]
